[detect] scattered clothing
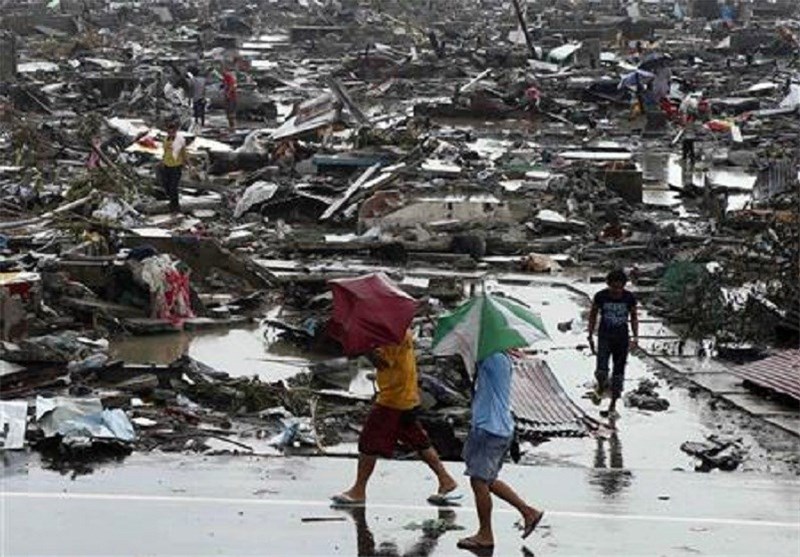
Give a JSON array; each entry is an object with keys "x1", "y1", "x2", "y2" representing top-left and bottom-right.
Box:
[{"x1": 132, "y1": 254, "x2": 194, "y2": 324}]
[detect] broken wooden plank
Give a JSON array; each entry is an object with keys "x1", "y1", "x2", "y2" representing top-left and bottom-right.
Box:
[
  {"x1": 0, "y1": 192, "x2": 97, "y2": 230},
  {"x1": 326, "y1": 77, "x2": 371, "y2": 127},
  {"x1": 319, "y1": 163, "x2": 381, "y2": 221}
]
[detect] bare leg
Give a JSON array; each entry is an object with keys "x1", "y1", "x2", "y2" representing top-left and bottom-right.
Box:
[
  {"x1": 459, "y1": 478, "x2": 494, "y2": 546},
  {"x1": 418, "y1": 447, "x2": 457, "y2": 494},
  {"x1": 339, "y1": 454, "x2": 377, "y2": 501},
  {"x1": 489, "y1": 480, "x2": 543, "y2": 539}
]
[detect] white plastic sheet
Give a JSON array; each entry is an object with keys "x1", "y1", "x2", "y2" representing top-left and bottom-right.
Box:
[
  {"x1": 0, "y1": 401, "x2": 28, "y2": 450},
  {"x1": 234, "y1": 182, "x2": 279, "y2": 218},
  {"x1": 36, "y1": 396, "x2": 135, "y2": 445},
  {"x1": 779, "y1": 84, "x2": 800, "y2": 110}
]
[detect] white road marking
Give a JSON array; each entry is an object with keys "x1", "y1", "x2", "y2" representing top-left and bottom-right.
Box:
[{"x1": 2, "y1": 491, "x2": 798, "y2": 530}]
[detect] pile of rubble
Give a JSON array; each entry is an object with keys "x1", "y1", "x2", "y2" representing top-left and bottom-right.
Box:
[
  {"x1": 1, "y1": 0, "x2": 798, "y2": 469},
  {"x1": 624, "y1": 378, "x2": 670, "y2": 411},
  {"x1": 681, "y1": 434, "x2": 749, "y2": 472}
]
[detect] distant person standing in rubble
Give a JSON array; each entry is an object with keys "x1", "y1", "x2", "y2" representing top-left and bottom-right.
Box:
[
  {"x1": 190, "y1": 68, "x2": 208, "y2": 128},
  {"x1": 587, "y1": 269, "x2": 639, "y2": 418},
  {"x1": 221, "y1": 64, "x2": 238, "y2": 131},
  {"x1": 682, "y1": 117, "x2": 698, "y2": 166},
  {"x1": 161, "y1": 118, "x2": 187, "y2": 213}
]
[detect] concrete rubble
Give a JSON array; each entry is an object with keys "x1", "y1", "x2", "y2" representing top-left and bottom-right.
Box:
[
  {"x1": 624, "y1": 378, "x2": 670, "y2": 411},
  {"x1": 680, "y1": 433, "x2": 749, "y2": 471},
  {"x1": 0, "y1": 0, "x2": 798, "y2": 477}
]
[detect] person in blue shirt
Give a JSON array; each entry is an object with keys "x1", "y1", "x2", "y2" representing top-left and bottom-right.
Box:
[{"x1": 457, "y1": 351, "x2": 545, "y2": 551}]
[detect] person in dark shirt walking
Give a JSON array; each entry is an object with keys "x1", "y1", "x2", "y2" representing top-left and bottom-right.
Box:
[{"x1": 587, "y1": 269, "x2": 639, "y2": 418}]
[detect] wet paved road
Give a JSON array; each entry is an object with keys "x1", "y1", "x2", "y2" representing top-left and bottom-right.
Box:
[{"x1": 3, "y1": 454, "x2": 798, "y2": 556}]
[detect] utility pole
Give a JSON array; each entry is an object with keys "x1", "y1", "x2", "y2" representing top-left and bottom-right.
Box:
[{"x1": 510, "y1": 0, "x2": 538, "y2": 60}]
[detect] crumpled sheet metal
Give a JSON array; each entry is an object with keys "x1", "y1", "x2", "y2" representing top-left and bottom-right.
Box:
[
  {"x1": 35, "y1": 396, "x2": 135, "y2": 445},
  {"x1": 511, "y1": 357, "x2": 591, "y2": 438}
]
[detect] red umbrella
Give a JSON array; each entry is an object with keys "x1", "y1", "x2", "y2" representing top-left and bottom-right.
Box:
[{"x1": 328, "y1": 272, "x2": 417, "y2": 356}]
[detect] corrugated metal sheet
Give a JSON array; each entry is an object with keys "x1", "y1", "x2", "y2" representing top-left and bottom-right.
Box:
[
  {"x1": 511, "y1": 357, "x2": 594, "y2": 438},
  {"x1": 754, "y1": 159, "x2": 798, "y2": 200},
  {"x1": 729, "y1": 350, "x2": 800, "y2": 401}
]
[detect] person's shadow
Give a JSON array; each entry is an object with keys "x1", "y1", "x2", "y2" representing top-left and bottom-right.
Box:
[
  {"x1": 590, "y1": 423, "x2": 633, "y2": 497},
  {"x1": 336, "y1": 505, "x2": 462, "y2": 557}
]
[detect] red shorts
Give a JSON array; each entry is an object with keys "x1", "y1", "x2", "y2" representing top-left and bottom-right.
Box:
[{"x1": 358, "y1": 404, "x2": 431, "y2": 458}]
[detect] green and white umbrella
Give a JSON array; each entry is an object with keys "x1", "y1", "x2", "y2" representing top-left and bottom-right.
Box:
[{"x1": 431, "y1": 293, "x2": 548, "y2": 373}]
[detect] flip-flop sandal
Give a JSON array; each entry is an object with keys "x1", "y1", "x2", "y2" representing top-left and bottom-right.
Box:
[
  {"x1": 427, "y1": 492, "x2": 463, "y2": 506},
  {"x1": 522, "y1": 510, "x2": 545, "y2": 539},
  {"x1": 330, "y1": 494, "x2": 365, "y2": 506},
  {"x1": 456, "y1": 537, "x2": 494, "y2": 550}
]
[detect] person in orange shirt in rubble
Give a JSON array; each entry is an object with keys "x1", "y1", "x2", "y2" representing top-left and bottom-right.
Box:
[{"x1": 331, "y1": 330, "x2": 458, "y2": 506}]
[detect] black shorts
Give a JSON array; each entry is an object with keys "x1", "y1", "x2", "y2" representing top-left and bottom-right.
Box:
[{"x1": 193, "y1": 98, "x2": 206, "y2": 118}]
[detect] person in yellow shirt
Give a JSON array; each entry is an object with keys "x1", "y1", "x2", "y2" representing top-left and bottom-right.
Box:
[
  {"x1": 332, "y1": 330, "x2": 457, "y2": 505},
  {"x1": 161, "y1": 119, "x2": 187, "y2": 213}
]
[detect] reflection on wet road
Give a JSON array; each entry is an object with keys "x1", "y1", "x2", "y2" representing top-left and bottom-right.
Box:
[
  {"x1": 340, "y1": 506, "x2": 460, "y2": 557},
  {"x1": 590, "y1": 428, "x2": 633, "y2": 499}
]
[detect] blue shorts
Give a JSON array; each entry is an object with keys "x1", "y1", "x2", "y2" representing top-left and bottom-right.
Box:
[{"x1": 462, "y1": 427, "x2": 512, "y2": 482}]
